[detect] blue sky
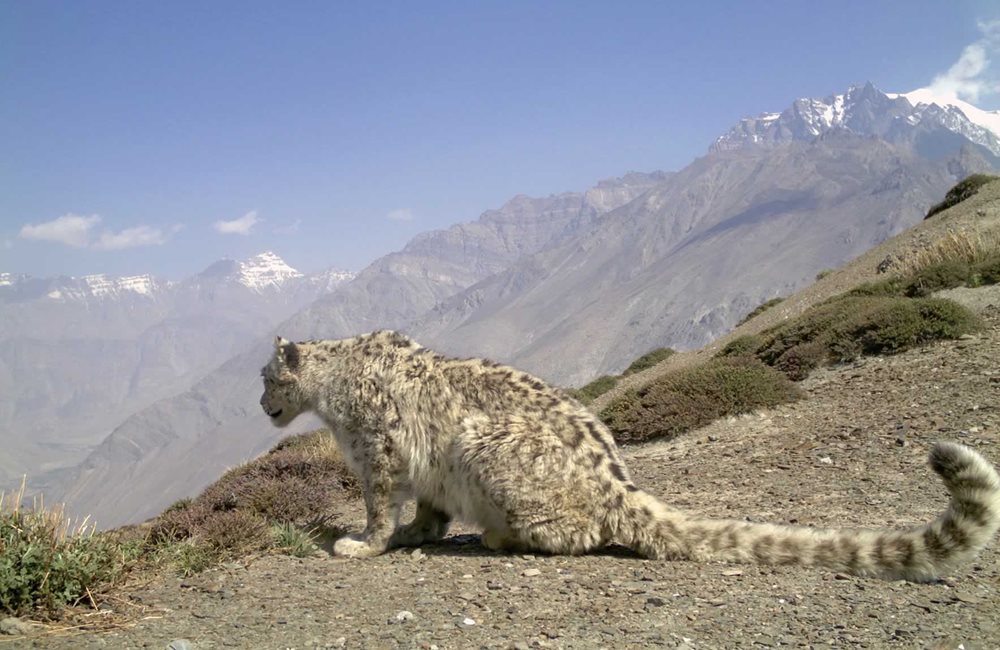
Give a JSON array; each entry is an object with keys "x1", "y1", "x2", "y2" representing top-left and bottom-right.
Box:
[{"x1": 2, "y1": 1, "x2": 999, "y2": 279}]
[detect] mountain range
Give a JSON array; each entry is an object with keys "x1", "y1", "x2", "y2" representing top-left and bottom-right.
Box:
[
  {"x1": 0, "y1": 253, "x2": 352, "y2": 482},
  {"x1": 11, "y1": 82, "x2": 1000, "y2": 527}
]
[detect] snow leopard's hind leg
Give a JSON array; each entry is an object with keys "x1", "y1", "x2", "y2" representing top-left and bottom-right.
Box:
[{"x1": 389, "y1": 500, "x2": 451, "y2": 548}]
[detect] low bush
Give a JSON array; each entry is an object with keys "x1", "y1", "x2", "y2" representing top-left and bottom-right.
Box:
[
  {"x1": 145, "y1": 429, "x2": 359, "y2": 574},
  {"x1": 0, "y1": 486, "x2": 135, "y2": 616},
  {"x1": 737, "y1": 297, "x2": 785, "y2": 326},
  {"x1": 572, "y1": 375, "x2": 619, "y2": 405},
  {"x1": 724, "y1": 295, "x2": 980, "y2": 380},
  {"x1": 599, "y1": 357, "x2": 801, "y2": 445},
  {"x1": 925, "y1": 174, "x2": 997, "y2": 218},
  {"x1": 623, "y1": 347, "x2": 675, "y2": 375}
]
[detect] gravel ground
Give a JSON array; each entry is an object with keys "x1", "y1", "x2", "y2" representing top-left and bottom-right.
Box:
[{"x1": 7, "y1": 287, "x2": 999, "y2": 649}]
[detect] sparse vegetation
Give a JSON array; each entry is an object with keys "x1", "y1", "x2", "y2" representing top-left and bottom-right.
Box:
[
  {"x1": 718, "y1": 295, "x2": 981, "y2": 380},
  {"x1": 599, "y1": 357, "x2": 801, "y2": 445},
  {"x1": 571, "y1": 375, "x2": 619, "y2": 405},
  {"x1": 272, "y1": 523, "x2": 320, "y2": 558},
  {"x1": 144, "y1": 429, "x2": 358, "y2": 574},
  {"x1": 737, "y1": 297, "x2": 785, "y2": 326},
  {"x1": 623, "y1": 347, "x2": 675, "y2": 375},
  {"x1": 925, "y1": 174, "x2": 998, "y2": 219},
  {"x1": 850, "y1": 237, "x2": 1000, "y2": 299},
  {"x1": 815, "y1": 269, "x2": 833, "y2": 281},
  {"x1": 0, "y1": 483, "x2": 137, "y2": 616}
]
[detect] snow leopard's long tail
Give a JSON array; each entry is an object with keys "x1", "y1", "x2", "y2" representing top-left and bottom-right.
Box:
[{"x1": 617, "y1": 442, "x2": 1000, "y2": 581}]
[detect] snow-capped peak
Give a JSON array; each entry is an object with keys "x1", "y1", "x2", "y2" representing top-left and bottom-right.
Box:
[
  {"x1": 81, "y1": 274, "x2": 159, "y2": 297},
  {"x1": 888, "y1": 88, "x2": 1000, "y2": 141},
  {"x1": 235, "y1": 251, "x2": 304, "y2": 291},
  {"x1": 712, "y1": 81, "x2": 1000, "y2": 158}
]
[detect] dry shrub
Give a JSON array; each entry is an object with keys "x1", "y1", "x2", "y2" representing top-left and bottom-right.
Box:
[
  {"x1": 623, "y1": 348, "x2": 675, "y2": 375},
  {"x1": 753, "y1": 295, "x2": 980, "y2": 379},
  {"x1": 600, "y1": 357, "x2": 801, "y2": 445},
  {"x1": 737, "y1": 297, "x2": 785, "y2": 327},
  {"x1": 144, "y1": 429, "x2": 360, "y2": 573},
  {"x1": 896, "y1": 228, "x2": 1000, "y2": 278},
  {"x1": 925, "y1": 174, "x2": 998, "y2": 218},
  {"x1": 572, "y1": 375, "x2": 619, "y2": 405}
]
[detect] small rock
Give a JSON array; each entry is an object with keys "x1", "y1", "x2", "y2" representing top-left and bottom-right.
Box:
[
  {"x1": 721, "y1": 569, "x2": 743, "y2": 576},
  {"x1": 411, "y1": 548, "x2": 424, "y2": 560},
  {"x1": 522, "y1": 568, "x2": 542, "y2": 577},
  {"x1": 510, "y1": 643, "x2": 530, "y2": 650},
  {"x1": 332, "y1": 638, "x2": 347, "y2": 649},
  {"x1": 818, "y1": 456, "x2": 833, "y2": 465},
  {"x1": 458, "y1": 617, "x2": 476, "y2": 628},
  {"x1": 645, "y1": 596, "x2": 666, "y2": 607},
  {"x1": 0, "y1": 618, "x2": 32, "y2": 636},
  {"x1": 394, "y1": 610, "x2": 414, "y2": 622},
  {"x1": 167, "y1": 641, "x2": 194, "y2": 650}
]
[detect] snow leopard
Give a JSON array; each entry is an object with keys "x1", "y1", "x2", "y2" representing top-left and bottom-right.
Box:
[{"x1": 259, "y1": 330, "x2": 1000, "y2": 581}]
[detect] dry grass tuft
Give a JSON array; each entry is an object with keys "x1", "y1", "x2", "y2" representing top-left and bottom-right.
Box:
[{"x1": 896, "y1": 228, "x2": 1000, "y2": 278}]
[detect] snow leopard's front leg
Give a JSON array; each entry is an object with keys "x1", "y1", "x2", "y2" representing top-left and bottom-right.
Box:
[{"x1": 333, "y1": 433, "x2": 400, "y2": 559}]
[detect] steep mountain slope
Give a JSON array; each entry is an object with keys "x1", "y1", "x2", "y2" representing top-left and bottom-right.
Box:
[
  {"x1": 0, "y1": 253, "x2": 351, "y2": 482},
  {"x1": 411, "y1": 85, "x2": 998, "y2": 385},
  {"x1": 43, "y1": 173, "x2": 667, "y2": 527}
]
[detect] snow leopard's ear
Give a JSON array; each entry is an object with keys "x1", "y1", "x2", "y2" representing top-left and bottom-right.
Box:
[{"x1": 274, "y1": 336, "x2": 300, "y2": 371}]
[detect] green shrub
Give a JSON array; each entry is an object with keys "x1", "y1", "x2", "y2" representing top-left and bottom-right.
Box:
[
  {"x1": 717, "y1": 334, "x2": 766, "y2": 358},
  {"x1": 847, "y1": 251, "x2": 1000, "y2": 300},
  {"x1": 737, "y1": 297, "x2": 785, "y2": 326},
  {"x1": 903, "y1": 259, "x2": 975, "y2": 296},
  {"x1": 0, "y1": 494, "x2": 129, "y2": 616},
  {"x1": 599, "y1": 357, "x2": 801, "y2": 445},
  {"x1": 754, "y1": 295, "x2": 980, "y2": 380},
  {"x1": 846, "y1": 278, "x2": 906, "y2": 298},
  {"x1": 926, "y1": 174, "x2": 998, "y2": 218},
  {"x1": 623, "y1": 347, "x2": 675, "y2": 375},
  {"x1": 573, "y1": 375, "x2": 619, "y2": 405}
]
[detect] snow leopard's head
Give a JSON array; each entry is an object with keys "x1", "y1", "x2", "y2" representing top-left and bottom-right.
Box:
[{"x1": 260, "y1": 336, "x2": 306, "y2": 428}]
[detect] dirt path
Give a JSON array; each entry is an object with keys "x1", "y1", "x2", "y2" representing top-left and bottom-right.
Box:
[{"x1": 9, "y1": 289, "x2": 998, "y2": 649}]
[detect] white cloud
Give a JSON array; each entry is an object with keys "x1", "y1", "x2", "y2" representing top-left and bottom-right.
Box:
[
  {"x1": 214, "y1": 210, "x2": 260, "y2": 235},
  {"x1": 928, "y1": 19, "x2": 1000, "y2": 103},
  {"x1": 18, "y1": 213, "x2": 100, "y2": 247},
  {"x1": 386, "y1": 208, "x2": 414, "y2": 222},
  {"x1": 93, "y1": 225, "x2": 172, "y2": 251},
  {"x1": 17, "y1": 213, "x2": 178, "y2": 250}
]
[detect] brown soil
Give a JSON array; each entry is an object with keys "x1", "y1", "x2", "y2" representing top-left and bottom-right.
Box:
[{"x1": 10, "y1": 286, "x2": 1000, "y2": 650}]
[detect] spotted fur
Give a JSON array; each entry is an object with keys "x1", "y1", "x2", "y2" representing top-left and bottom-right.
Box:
[{"x1": 260, "y1": 331, "x2": 1000, "y2": 580}]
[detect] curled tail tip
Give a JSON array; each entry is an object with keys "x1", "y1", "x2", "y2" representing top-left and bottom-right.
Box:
[{"x1": 929, "y1": 441, "x2": 1000, "y2": 492}]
